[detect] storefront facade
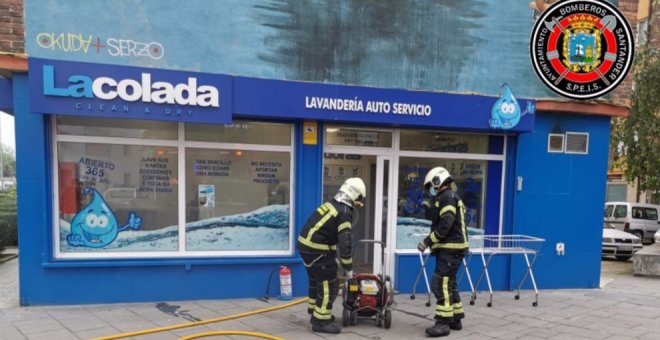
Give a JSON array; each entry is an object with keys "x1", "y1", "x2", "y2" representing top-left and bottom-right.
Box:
[{"x1": 9, "y1": 0, "x2": 627, "y2": 305}]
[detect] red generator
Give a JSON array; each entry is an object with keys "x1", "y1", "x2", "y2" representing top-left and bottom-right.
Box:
[{"x1": 342, "y1": 240, "x2": 393, "y2": 329}]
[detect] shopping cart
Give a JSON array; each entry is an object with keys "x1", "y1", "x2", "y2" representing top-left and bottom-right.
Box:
[
  {"x1": 467, "y1": 234, "x2": 545, "y2": 307},
  {"x1": 409, "y1": 234, "x2": 474, "y2": 307}
]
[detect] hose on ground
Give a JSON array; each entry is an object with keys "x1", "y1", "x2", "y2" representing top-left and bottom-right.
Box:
[
  {"x1": 178, "y1": 330, "x2": 285, "y2": 340},
  {"x1": 91, "y1": 297, "x2": 306, "y2": 340}
]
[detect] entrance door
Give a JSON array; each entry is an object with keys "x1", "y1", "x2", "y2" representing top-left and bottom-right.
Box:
[{"x1": 322, "y1": 153, "x2": 394, "y2": 275}]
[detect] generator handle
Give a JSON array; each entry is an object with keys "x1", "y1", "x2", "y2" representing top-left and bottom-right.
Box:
[{"x1": 351, "y1": 239, "x2": 387, "y2": 275}]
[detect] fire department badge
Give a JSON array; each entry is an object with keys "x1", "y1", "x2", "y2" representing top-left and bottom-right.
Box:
[{"x1": 530, "y1": 0, "x2": 634, "y2": 100}]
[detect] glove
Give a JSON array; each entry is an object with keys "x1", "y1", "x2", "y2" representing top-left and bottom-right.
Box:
[
  {"x1": 417, "y1": 240, "x2": 429, "y2": 252},
  {"x1": 345, "y1": 270, "x2": 354, "y2": 279}
]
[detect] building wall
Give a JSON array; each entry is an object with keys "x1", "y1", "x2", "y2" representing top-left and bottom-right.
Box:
[
  {"x1": 13, "y1": 74, "x2": 317, "y2": 304},
  {"x1": 24, "y1": 0, "x2": 554, "y2": 99},
  {"x1": 0, "y1": 0, "x2": 24, "y2": 54},
  {"x1": 513, "y1": 112, "x2": 611, "y2": 289},
  {"x1": 651, "y1": 0, "x2": 660, "y2": 48},
  {"x1": 609, "y1": 0, "x2": 639, "y2": 106}
]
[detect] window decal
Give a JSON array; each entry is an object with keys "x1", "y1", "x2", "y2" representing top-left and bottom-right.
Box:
[{"x1": 66, "y1": 187, "x2": 142, "y2": 248}]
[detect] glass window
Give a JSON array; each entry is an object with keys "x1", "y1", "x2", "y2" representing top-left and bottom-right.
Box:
[
  {"x1": 396, "y1": 157, "x2": 487, "y2": 249},
  {"x1": 644, "y1": 208, "x2": 658, "y2": 221},
  {"x1": 55, "y1": 117, "x2": 294, "y2": 258},
  {"x1": 186, "y1": 121, "x2": 291, "y2": 145},
  {"x1": 400, "y1": 130, "x2": 490, "y2": 154},
  {"x1": 614, "y1": 205, "x2": 627, "y2": 218},
  {"x1": 57, "y1": 142, "x2": 179, "y2": 253},
  {"x1": 548, "y1": 134, "x2": 564, "y2": 153},
  {"x1": 57, "y1": 116, "x2": 178, "y2": 140},
  {"x1": 604, "y1": 205, "x2": 613, "y2": 218},
  {"x1": 325, "y1": 126, "x2": 392, "y2": 147},
  {"x1": 185, "y1": 148, "x2": 291, "y2": 251},
  {"x1": 606, "y1": 184, "x2": 627, "y2": 202},
  {"x1": 565, "y1": 132, "x2": 589, "y2": 154},
  {"x1": 632, "y1": 207, "x2": 645, "y2": 219}
]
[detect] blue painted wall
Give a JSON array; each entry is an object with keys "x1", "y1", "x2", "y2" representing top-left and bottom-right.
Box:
[
  {"x1": 511, "y1": 112, "x2": 609, "y2": 289},
  {"x1": 395, "y1": 254, "x2": 511, "y2": 295}
]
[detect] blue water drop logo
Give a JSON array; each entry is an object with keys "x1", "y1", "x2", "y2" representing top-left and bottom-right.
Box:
[
  {"x1": 489, "y1": 84, "x2": 534, "y2": 130},
  {"x1": 66, "y1": 187, "x2": 142, "y2": 248}
]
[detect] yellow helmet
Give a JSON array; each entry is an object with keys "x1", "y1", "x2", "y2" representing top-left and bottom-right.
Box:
[{"x1": 339, "y1": 177, "x2": 366, "y2": 207}]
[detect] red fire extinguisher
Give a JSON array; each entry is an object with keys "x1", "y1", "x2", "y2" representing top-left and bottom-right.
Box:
[{"x1": 279, "y1": 265, "x2": 293, "y2": 300}]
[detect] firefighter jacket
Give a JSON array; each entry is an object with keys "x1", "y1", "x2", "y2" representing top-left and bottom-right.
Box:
[
  {"x1": 423, "y1": 188, "x2": 469, "y2": 254},
  {"x1": 297, "y1": 200, "x2": 354, "y2": 271}
]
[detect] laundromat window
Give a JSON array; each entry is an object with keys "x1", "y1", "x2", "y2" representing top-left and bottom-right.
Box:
[
  {"x1": 399, "y1": 130, "x2": 490, "y2": 154},
  {"x1": 56, "y1": 116, "x2": 178, "y2": 140},
  {"x1": 396, "y1": 157, "x2": 487, "y2": 249},
  {"x1": 56, "y1": 142, "x2": 179, "y2": 253},
  {"x1": 325, "y1": 126, "x2": 392, "y2": 147},
  {"x1": 184, "y1": 148, "x2": 291, "y2": 251},
  {"x1": 185, "y1": 121, "x2": 292, "y2": 145}
]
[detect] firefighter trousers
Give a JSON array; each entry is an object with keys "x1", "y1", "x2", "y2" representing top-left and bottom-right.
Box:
[
  {"x1": 301, "y1": 252, "x2": 339, "y2": 325},
  {"x1": 431, "y1": 252, "x2": 465, "y2": 324}
]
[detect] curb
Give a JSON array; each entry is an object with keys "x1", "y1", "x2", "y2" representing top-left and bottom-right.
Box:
[{"x1": 0, "y1": 254, "x2": 18, "y2": 264}]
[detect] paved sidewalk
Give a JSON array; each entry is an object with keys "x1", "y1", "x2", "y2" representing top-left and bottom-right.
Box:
[{"x1": 1, "y1": 257, "x2": 659, "y2": 339}]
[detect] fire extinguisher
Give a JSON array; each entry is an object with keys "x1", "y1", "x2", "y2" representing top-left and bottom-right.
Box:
[{"x1": 279, "y1": 265, "x2": 293, "y2": 300}]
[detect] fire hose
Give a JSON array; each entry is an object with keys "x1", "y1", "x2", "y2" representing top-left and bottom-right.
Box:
[{"x1": 91, "y1": 297, "x2": 306, "y2": 340}]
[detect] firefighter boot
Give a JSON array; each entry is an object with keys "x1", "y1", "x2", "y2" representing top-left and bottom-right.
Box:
[
  {"x1": 425, "y1": 322, "x2": 450, "y2": 337},
  {"x1": 449, "y1": 319, "x2": 462, "y2": 330},
  {"x1": 309, "y1": 315, "x2": 335, "y2": 323},
  {"x1": 312, "y1": 322, "x2": 341, "y2": 334}
]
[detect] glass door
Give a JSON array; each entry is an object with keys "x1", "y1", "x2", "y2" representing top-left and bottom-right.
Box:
[{"x1": 322, "y1": 153, "x2": 394, "y2": 275}]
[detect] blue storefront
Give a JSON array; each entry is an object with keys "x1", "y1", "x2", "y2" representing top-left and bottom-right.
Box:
[{"x1": 3, "y1": 0, "x2": 628, "y2": 305}]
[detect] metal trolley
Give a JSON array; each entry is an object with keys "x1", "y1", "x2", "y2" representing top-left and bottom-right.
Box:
[
  {"x1": 467, "y1": 234, "x2": 545, "y2": 307},
  {"x1": 410, "y1": 234, "x2": 544, "y2": 308}
]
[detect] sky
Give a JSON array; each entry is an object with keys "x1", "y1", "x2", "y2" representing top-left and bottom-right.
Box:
[{"x1": 0, "y1": 111, "x2": 15, "y2": 152}]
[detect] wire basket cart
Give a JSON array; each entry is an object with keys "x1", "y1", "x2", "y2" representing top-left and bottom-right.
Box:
[{"x1": 467, "y1": 234, "x2": 545, "y2": 307}]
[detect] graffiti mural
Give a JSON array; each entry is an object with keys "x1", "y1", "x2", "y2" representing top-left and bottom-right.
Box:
[{"x1": 26, "y1": 0, "x2": 563, "y2": 98}]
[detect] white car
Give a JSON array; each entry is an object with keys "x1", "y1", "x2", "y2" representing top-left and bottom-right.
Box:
[
  {"x1": 655, "y1": 229, "x2": 660, "y2": 244},
  {"x1": 602, "y1": 225, "x2": 643, "y2": 261}
]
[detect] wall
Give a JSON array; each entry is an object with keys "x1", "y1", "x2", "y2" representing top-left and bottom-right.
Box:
[
  {"x1": 24, "y1": 0, "x2": 554, "y2": 99},
  {"x1": 0, "y1": 0, "x2": 24, "y2": 54},
  {"x1": 609, "y1": 0, "x2": 639, "y2": 106},
  {"x1": 512, "y1": 112, "x2": 611, "y2": 289},
  {"x1": 15, "y1": 73, "x2": 325, "y2": 304}
]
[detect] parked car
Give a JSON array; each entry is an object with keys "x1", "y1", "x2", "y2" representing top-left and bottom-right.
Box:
[
  {"x1": 604, "y1": 202, "x2": 660, "y2": 244},
  {"x1": 655, "y1": 229, "x2": 660, "y2": 244},
  {"x1": 602, "y1": 225, "x2": 643, "y2": 261}
]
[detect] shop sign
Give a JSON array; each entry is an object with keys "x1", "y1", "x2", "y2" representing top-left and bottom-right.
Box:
[
  {"x1": 232, "y1": 77, "x2": 535, "y2": 132},
  {"x1": 29, "y1": 58, "x2": 232, "y2": 124}
]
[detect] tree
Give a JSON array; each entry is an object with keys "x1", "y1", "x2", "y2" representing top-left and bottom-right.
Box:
[
  {"x1": 0, "y1": 145, "x2": 15, "y2": 178},
  {"x1": 611, "y1": 48, "x2": 660, "y2": 202}
]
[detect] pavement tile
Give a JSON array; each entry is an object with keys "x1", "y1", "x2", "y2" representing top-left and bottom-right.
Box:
[
  {"x1": 246, "y1": 315, "x2": 300, "y2": 333},
  {"x1": 0, "y1": 308, "x2": 49, "y2": 323},
  {"x1": 25, "y1": 328, "x2": 78, "y2": 340},
  {"x1": 132, "y1": 332, "x2": 179, "y2": 340},
  {"x1": 2, "y1": 258, "x2": 660, "y2": 340},
  {"x1": 111, "y1": 320, "x2": 161, "y2": 333},
  {"x1": 73, "y1": 326, "x2": 122, "y2": 340},
  {"x1": 583, "y1": 322, "x2": 648, "y2": 338},
  {"x1": 276, "y1": 328, "x2": 328, "y2": 339},
  {"x1": 12, "y1": 318, "x2": 65, "y2": 335},
  {"x1": 0, "y1": 324, "x2": 27, "y2": 340}
]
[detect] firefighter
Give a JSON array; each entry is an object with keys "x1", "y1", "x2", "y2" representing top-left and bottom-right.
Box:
[
  {"x1": 297, "y1": 177, "x2": 366, "y2": 334},
  {"x1": 417, "y1": 167, "x2": 469, "y2": 337}
]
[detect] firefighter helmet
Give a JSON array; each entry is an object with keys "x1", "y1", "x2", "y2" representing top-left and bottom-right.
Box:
[
  {"x1": 424, "y1": 167, "x2": 453, "y2": 191},
  {"x1": 339, "y1": 177, "x2": 366, "y2": 207}
]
